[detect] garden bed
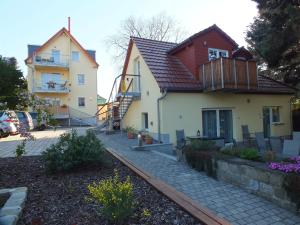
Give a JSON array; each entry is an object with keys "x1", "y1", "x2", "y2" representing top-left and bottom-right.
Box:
[{"x1": 0, "y1": 155, "x2": 203, "y2": 225}]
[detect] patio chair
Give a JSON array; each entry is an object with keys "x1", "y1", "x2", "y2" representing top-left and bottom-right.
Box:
[
  {"x1": 269, "y1": 137, "x2": 283, "y2": 154},
  {"x1": 293, "y1": 132, "x2": 300, "y2": 143},
  {"x1": 282, "y1": 139, "x2": 300, "y2": 157},
  {"x1": 175, "y1": 129, "x2": 186, "y2": 162},
  {"x1": 255, "y1": 132, "x2": 267, "y2": 152},
  {"x1": 241, "y1": 125, "x2": 255, "y2": 145},
  {"x1": 176, "y1": 129, "x2": 186, "y2": 150}
]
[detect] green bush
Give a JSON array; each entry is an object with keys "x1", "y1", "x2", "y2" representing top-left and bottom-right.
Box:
[
  {"x1": 221, "y1": 148, "x2": 242, "y2": 157},
  {"x1": 184, "y1": 140, "x2": 218, "y2": 152},
  {"x1": 88, "y1": 171, "x2": 134, "y2": 224},
  {"x1": 240, "y1": 148, "x2": 260, "y2": 161},
  {"x1": 42, "y1": 129, "x2": 105, "y2": 173}
]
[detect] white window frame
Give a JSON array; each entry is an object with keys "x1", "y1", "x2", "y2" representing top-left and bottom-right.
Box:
[
  {"x1": 78, "y1": 97, "x2": 85, "y2": 107},
  {"x1": 72, "y1": 51, "x2": 80, "y2": 62},
  {"x1": 265, "y1": 106, "x2": 281, "y2": 124},
  {"x1": 77, "y1": 74, "x2": 85, "y2": 85},
  {"x1": 208, "y1": 48, "x2": 229, "y2": 61},
  {"x1": 202, "y1": 108, "x2": 234, "y2": 137}
]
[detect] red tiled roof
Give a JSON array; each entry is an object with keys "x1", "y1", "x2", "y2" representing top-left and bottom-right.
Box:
[
  {"x1": 132, "y1": 37, "x2": 202, "y2": 91},
  {"x1": 131, "y1": 37, "x2": 295, "y2": 94}
]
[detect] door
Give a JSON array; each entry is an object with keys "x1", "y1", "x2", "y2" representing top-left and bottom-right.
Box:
[
  {"x1": 263, "y1": 107, "x2": 271, "y2": 138},
  {"x1": 219, "y1": 110, "x2": 233, "y2": 142},
  {"x1": 202, "y1": 110, "x2": 217, "y2": 138},
  {"x1": 52, "y1": 50, "x2": 60, "y2": 63}
]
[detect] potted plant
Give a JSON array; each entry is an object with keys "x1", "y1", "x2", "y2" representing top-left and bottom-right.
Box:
[
  {"x1": 126, "y1": 127, "x2": 136, "y2": 139},
  {"x1": 144, "y1": 133, "x2": 153, "y2": 144}
]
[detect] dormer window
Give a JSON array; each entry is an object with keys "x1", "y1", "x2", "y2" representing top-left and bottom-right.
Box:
[{"x1": 208, "y1": 48, "x2": 228, "y2": 61}]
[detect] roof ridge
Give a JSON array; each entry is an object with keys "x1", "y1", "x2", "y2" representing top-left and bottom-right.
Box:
[
  {"x1": 258, "y1": 74, "x2": 298, "y2": 90},
  {"x1": 131, "y1": 36, "x2": 178, "y2": 45}
]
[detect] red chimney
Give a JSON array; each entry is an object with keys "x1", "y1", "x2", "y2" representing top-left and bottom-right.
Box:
[{"x1": 68, "y1": 17, "x2": 71, "y2": 33}]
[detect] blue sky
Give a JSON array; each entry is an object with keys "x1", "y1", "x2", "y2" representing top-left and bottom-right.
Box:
[{"x1": 0, "y1": 0, "x2": 258, "y2": 99}]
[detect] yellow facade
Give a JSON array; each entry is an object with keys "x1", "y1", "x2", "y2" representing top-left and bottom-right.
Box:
[
  {"x1": 122, "y1": 43, "x2": 293, "y2": 144},
  {"x1": 26, "y1": 30, "x2": 98, "y2": 118}
]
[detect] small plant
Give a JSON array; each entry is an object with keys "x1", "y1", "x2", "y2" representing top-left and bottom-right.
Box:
[
  {"x1": 142, "y1": 208, "x2": 151, "y2": 217},
  {"x1": 42, "y1": 129, "x2": 105, "y2": 173},
  {"x1": 88, "y1": 171, "x2": 134, "y2": 224},
  {"x1": 240, "y1": 148, "x2": 260, "y2": 161},
  {"x1": 144, "y1": 133, "x2": 153, "y2": 144},
  {"x1": 126, "y1": 126, "x2": 137, "y2": 139},
  {"x1": 16, "y1": 140, "x2": 26, "y2": 158},
  {"x1": 184, "y1": 140, "x2": 217, "y2": 152},
  {"x1": 221, "y1": 148, "x2": 242, "y2": 157}
]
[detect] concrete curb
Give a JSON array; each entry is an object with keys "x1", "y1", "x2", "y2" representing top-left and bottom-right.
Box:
[{"x1": 0, "y1": 187, "x2": 27, "y2": 225}]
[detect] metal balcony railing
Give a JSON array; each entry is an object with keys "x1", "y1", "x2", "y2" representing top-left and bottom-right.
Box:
[
  {"x1": 33, "y1": 53, "x2": 69, "y2": 68},
  {"x1": 33, "y1": 80, "x2": 69, "y2": 93}
]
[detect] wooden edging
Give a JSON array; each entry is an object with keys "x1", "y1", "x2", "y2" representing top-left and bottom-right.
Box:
[{"x1": 107, "y1": 148, "x2": 231, "y2": 225}]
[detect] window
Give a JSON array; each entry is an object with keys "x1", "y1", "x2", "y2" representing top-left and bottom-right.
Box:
[
  {"x1": 142, "y1": 113, "x2": 148, "y2": 129},
  {"x1": 78, "y1": 97, "x2": 85, "y2": 107},
  {"x1": 272, "y1": 107, "x2": 280, "y2": 123},
  {"x1": 72, "y1": 51, "x2": 79, "y2": 61},
  {"x1": 208, "y1": 48, "x2": 228, "y2": 61},
  {"x1": 77, "y1": 74, "x2": 85, "y2": 85}
]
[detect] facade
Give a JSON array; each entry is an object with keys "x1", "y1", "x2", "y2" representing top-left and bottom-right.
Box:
[
  {"x1": 25, "y1": 28, "x2": 98, "y2": 125},
  {"x1": 117, "y1": 25, "x2": 296, "y2": 144}
]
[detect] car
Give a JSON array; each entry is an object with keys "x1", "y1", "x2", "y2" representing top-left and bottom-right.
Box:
[
  {"x1": 29, "y1": 112, "x2": 47, "y2": 130},
  {"x1": 15, "y1": 111, "x2": 34, "y2": 131},
  {"x1": 0, "y1": 110, "x2": 19, "y2": 134},
  {"x1": 0, "y1": 121, "x2": 10, "y2": 138}
]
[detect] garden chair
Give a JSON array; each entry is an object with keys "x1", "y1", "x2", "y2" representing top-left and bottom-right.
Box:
[
  {"x1": 241, "y1": 125, "x2": 255, "y2": 145},
  {"x1": 293, "y1": 132, "x2": 300, "y2": 143},
  {"x1": 175, "y1": 129, "x2": 186, "y2": 162},
  {"x1": 255, "y1": 132, "x2": 267, "y2": 152},
  {"x1": 269, "y1": 137, "x2": 283, "y2": 154},
  {"x1": 282, "y1": 140, "x2": 300, "y2": 157}
]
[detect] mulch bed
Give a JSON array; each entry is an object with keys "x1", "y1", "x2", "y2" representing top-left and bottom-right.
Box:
[{"x1": 0, "y1": 154, "x2": 203, "y2": 225}]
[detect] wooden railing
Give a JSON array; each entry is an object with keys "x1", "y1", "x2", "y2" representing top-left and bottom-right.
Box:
[{"x1": 200, "y1": 58, "x2": 257, "y2": 91}]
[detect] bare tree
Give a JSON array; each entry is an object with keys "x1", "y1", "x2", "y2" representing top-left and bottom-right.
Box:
[{"x1": 106, "y1": 12, "x2": 187, "y2": 64}]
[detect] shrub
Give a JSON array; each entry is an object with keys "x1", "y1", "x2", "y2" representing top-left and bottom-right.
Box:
[
  {"x1": 42, "y1": 129, "x2": 105, "y2": 173},
  {"x1": 184, "y1": 140, "x2": 217, "y2": 152},
  {"x1": 88, "y1": 171, "x2": 134, "y2": 224},
  {"x1": 240, "y1": 148, "x2": 260, "y2": 161},
  {"x1": 221, "y1": 148, "x2": 242, "y2": 157}
]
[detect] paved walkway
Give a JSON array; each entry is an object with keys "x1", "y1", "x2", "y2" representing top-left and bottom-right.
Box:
[
  {"x1": 0, "y1": 127, "x2": 90, "y2": 158},
  {"x1": 97, "y1": 132, "x2": 300, "y2": 225}
]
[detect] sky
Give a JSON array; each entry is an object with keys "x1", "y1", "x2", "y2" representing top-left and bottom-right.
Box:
[{"x1": 0, "y1": 0, "x2": 258, "y2": 100}]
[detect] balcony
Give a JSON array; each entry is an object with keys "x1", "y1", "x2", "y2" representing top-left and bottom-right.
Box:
[
  {"x1": 201, "y1": 57, "x2": 258, "y2": 92},
  {"x1": 33, "y1": 53, "x2": 69, "y2": 69},
  {"x1": 33, "y1": 80, "x2": 70, "y2": 93}
]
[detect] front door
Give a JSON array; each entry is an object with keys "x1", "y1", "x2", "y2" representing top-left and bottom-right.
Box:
[
  {"x1": 202, "y1": 110, "x2": 217, "y2": 138},
  {"x1": 263, "y1": 107, "x2": 271, "y2": 138}
]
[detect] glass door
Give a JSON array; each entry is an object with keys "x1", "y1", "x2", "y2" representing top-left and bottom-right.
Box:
[
  {"x1": 219, "y1": 110, "x2": 233, "y2": 142},
  {"x1": 52, "y1": 50, "x2": 60, "y2": 64},
  {"x1": 202, "y1": 110, "x2": 217, "y2": 138},
  {"x1": 263, "y1": 107, "x2": 271, "y2": 138}
]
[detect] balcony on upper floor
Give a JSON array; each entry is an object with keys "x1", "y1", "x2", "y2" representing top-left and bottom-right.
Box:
[
  {"x1": 32, "y1": 80, "x2": 70, "y2": 93},
  {"x1": 33, "y1": 53, "x2": 69, "y2": 69},
  {"x1": 200, "y1": 57, "x2": 258, "y2": 92}
]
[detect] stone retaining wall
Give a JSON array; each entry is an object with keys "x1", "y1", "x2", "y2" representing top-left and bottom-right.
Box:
[{"x1": 216, "y1": 159, "x2": 297, "y2": 212}]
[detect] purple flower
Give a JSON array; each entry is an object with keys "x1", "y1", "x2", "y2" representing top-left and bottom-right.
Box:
[{"x1": 268, "y1": 160, "x2": 300, "y2": 174}]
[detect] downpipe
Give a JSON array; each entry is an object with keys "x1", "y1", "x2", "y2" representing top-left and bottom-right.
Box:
[{"x1": 157, "y1": 89, "x2": 167, "y2": 143}]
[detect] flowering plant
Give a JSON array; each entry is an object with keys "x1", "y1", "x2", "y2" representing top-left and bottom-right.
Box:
[{"x1": 268, "y1": 156, "x2": 300, "y2": 173}]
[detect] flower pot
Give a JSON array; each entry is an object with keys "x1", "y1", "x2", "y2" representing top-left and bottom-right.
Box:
[
  {"x1": 127, "y1": 132, "x2": 135, "y2": 139},
  {"x1": 145, "y1": 137, "x2": 153, "y2": 144}
]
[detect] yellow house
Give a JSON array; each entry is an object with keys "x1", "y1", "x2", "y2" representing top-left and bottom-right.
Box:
[
  {"x1": 115, "y1": 25, "x2": 296, "y2": 144},
  {"x1": 25, "y1": 27, "x2": 98, "y2": 125}
]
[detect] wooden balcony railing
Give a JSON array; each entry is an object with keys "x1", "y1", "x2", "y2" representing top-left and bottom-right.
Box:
[{"x1": 200, "y1": 58, "x2": 258, "y2": 91}]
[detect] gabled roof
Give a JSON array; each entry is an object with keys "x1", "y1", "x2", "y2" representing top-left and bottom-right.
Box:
[
  {"x1": 168, "y1": 24, "x2": 239, "y2": 55},
  {"x1": 128, "y1": 37, "x2": 202, "y2": 91},
  {"x1": 25, "y1": 27, "x2": 98, "y2": 67}
]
